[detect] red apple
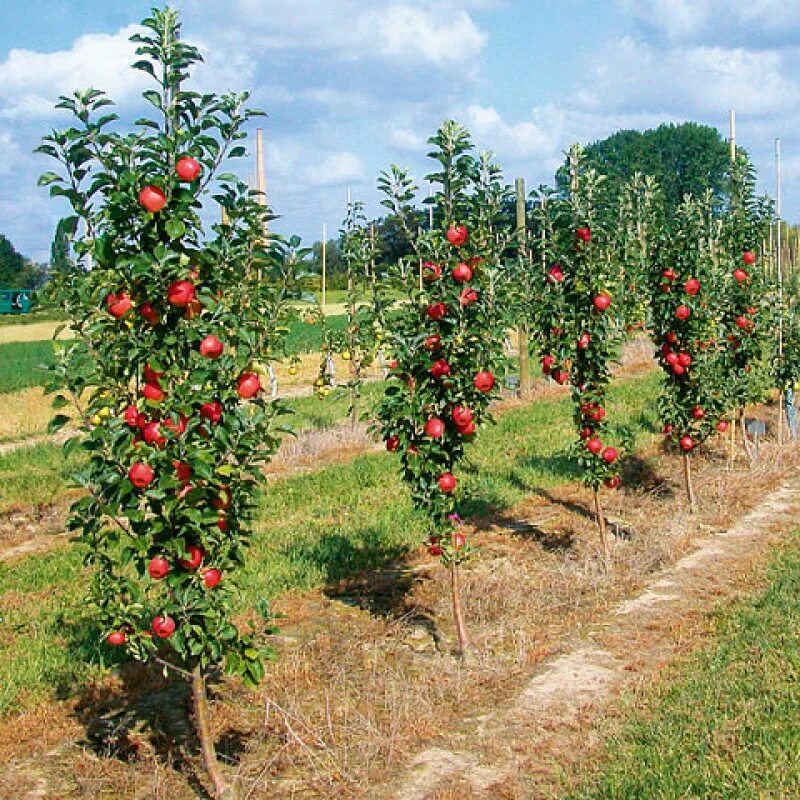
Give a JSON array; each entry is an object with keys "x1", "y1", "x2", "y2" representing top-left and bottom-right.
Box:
[
  {"x1": 164, "y1": 414, "x2": 188, "y2": 437},
  {"x1": 430, "y1": 359, "x2": 451, "y2": 379},
  {"x1": 151, "y1": 615, "x2": 175, "y2": 638},
  {"x1": 742, "y1": 250, "x2": 757, "y2": 265},
  {"x1": 143, "y1": 421, "x2": 167, "y2": 447},
  {"x1": 663, "y1": 423, "x2": 674, "y2": 434},
  {"x1": 446, "y1": 224, "x2": 468, "y2": 247},
  {"x1": 106, "y1": 292, "x2": 133, "y2": 319},
  {"x1": 422, "y1": 261, "x2": 442, "y2": 282},
  {"x1": 139, "y1": 302, "x2": 159, "y2": 325},
  {"x1": 473, "y1": 370, "x2": 495, "y2": 393},
  {"x1": 438, "y1": 472, "x2": 457, "y2": 493},
  {"x1": 167, "y1": 280, "x2": 195, "y2": 308},
  {"x1": 541, "y1": 354, "x2": 556, "y2": 374},
  {"x1": 672, "y1": 363, "x2": 685, "y2": 376},
  {"x1": 593, "y1": 292, "x2": 611, "y2": 312},
  {"x1": 426, "y1": 302, "x2": 447, "y2": 321},
  {"x1": 675, "y1": 305, "x2": 691, "y2": 321},
  {"x1": 128, "y1": 462, "x2": 155, "y2": 489},
  {"x1": 604, "y1": 475, "x2": 621, "y2": 490},
  {"x1": 601, "y1": 446, "x2": 618, "y2": 463},
  {"x1": 124, "y1": 405, "x2": 143, "y2": 428},
  {"x1": 578, "y1": 333, "x2": 591, "y2": 349},
  {"x1": 691, "y1": 406, "x2": 705, "y2": 420},
  {"x1": 684, "y1": 277, "x2": 700, "y2": 296},
  {"x1": 428, "y1": 538, "x2": 443, "y2": 556},
  {"x1": 587, "y1": 437, "x2": 603, "y2": 455},
  {"x1": 217, "y1": 517, "x2": 228, "y2": 533},
  {"x1": 716, "y1": 420, "x2": 729, "y2": 433},
  {"x1": 237, "y1": 372, "x2": 262, "y2": 399},
  {"x1": 678, "y1": 353, "x2": 692, "y2": 367},
  {"x1": 148, "y1": 556, "x2": 170, "y2": 580},
  {"x1": 458, "y1": 420, "x2": 476, "y2": 436},
  {"x1": 424, "y1": 334, "x2": 442, "y2": 351},
  {"x1": 202, "y1": 568, "x2": 221, "y2": 589},
  {"x1": 735, "y1": 315, "x2": 752, "y2": 331},
  {"x1": 733, "y1": 268, "x2": 748, "y2": 283},
  {"x1": 142, "y1": 383, "x2": 165, "y2": 403},
  {"x1": 665, "y1": 352, "x2": 679, "y2": 367},
  {"x1": 199, "y1": 334, "x2": 224, "y2": 359},
  {"x1": 679, "y1": 435, "x2": 694, "y2": 452},
  {"x1": 661, "y1": 268, "x2": 678, "y2": 281},
  {"x1": 547, "y1": 264, "x2": 565, "y2": 283},
  {"x1": 424, "y1": 418, "x2": 445, "y2": 438},
  {"x1": 139, "y1": 185, "x2": 166, "y2": 213},
  {"x1": 452, "y1": 406, "x2": 474, "y2": 428},
  {"x1": 199, "y1": 401, "x2": 223, "y2": 423},
  {"x1": 174, "y1": 461, "x2": 191, "y2": 483},
  {"x1": 176, "y1": 156, "x2": 202, "y2": 181},
  {"x1": 106, "y1": 631, "x2": 127, "y2": 646},
  {"x1": 665, "y1": 331, "x2": 678, "y2": 344},
  {"x1": 452, "y1": 263, "x2": 473, "y2": 283},
  {"x1": 459, "y1": 286, "x2": 478, "y2": 306},
  {"x1": 576, "y1": 226, "x2": 591, "y2": 243},
  {"x1": 179, "y1": 544, "x2": 205, "y2": 570},
  {"x1": 386, "y1": 435, "x2": 400, "y2": 452},
  {"x1": 553, "y1": 369, "x2": 569, "y2": 385},
  {"x1": 590, "y1": 406, "x2": 606, "y2": 423}
]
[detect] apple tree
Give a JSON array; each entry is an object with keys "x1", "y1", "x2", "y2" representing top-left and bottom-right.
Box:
[
  {"x1": 530, "y1": 145, "x2": 627, "y2": 564},
  {"x1": 375, "y1": 121, "x2": 509, "y2": 654},
  {"x1": 38, "y1": 8, "x2": 299, "y2": 797}
]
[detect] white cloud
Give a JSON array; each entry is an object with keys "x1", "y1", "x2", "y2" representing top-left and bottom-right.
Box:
[
  {"x1": 303, "y1": 152, "x2": 366, "y2": 187},
  {"x1": 0, "y1": 132, "x2": 23, "y2": 175},
  {"x1": 389, "y1": 126, "x2": 428, "y2": 151}
]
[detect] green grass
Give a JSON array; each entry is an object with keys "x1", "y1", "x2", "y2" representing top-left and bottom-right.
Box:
[
  {"x1": 566, "y1": 536, "x2": 800, "y2": 800},
  {"x1": 0, "y1": 310, "x2": 67, "y2": 327},
  {"x1": 0, "y1": 442, "x2": 84, "y2": 511},
  {"x1": 0, "y1": 340, "x2": 55, "y2": 393},
  {"x1": 284, "y1": 314, "x2": 346, "y2": 354},
  {"x1": 0, "y1": 371, "x2": 662, "y2": 716}
]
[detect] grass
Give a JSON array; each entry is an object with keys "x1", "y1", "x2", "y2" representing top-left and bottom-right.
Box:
[
  {"x1": 566, "y1": 535, "x2": 800, "y2": 800},
  {"x1": 0, "y1": 309, "x2": 67, "y2": 328},
  {"x1": 0, "y1": 442, "x2": 83, "y2": 511},
  {"x1": 0, "y1": 371, "x2": 662, "y2": 716}
]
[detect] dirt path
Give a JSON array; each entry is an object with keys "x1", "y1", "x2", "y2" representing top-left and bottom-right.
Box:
[{"x1": 372, "y1": 479, "x2": 800, "y2": 800}]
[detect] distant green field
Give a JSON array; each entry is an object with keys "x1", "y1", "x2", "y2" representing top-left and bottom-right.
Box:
[{"x1": 0, "y1": 316, "x2": 348, "y2": 394}]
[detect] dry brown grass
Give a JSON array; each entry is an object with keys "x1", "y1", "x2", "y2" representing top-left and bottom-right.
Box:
[{"x1": 0, "y1": 387, "x2": 56, "y2": 441}]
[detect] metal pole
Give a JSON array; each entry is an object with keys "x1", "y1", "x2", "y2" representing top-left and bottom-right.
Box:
[
  {"x1": 729, "y1": 109, "x2": 736, "y2": 161},
  {"x1": 321, "y1": 223, "x2": 327, "y2": 313}
]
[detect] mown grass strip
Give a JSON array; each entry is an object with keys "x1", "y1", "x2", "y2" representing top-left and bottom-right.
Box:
[
  {"x1": 566, "y1": 534, "x2": 800, "y2": 800},
  {"x1": 0, "y1": 371, "x2": 661, "y2": 716}
]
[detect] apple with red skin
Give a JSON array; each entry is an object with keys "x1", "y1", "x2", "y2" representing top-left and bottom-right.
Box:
[
  {"x1": 106, "y1": 631, "x2": 127, "y2": 646},
  {"x1": 547, "y1": 264, "x2": 565, "y2": 283},
  {"x1": 124, "y1": 405, "x2": 143, "y2": 428},
  {"x1": 428, "y1": 538, "x2": 443, "y2": 556},
  {"x1": 424, "y1": 335, "x2": 442, "y2": 351},
  {"x1": 176, "y1": 156, "x2": 202, "y2": 181},
  {"x1": 164, "y1": 414, "x2": 188, "y2": 437},
  {"x1": 452, "y1": 263, "x2": 473, "y2": 283},
  {"x1": 679, "y1": 435, "x2": 694, "y2": 452},
  {"x1": 142, "y1": 383, "x2": 165, "y2": 403},
  {"x1": 129, "y1": 462, "x2": 154, "y2": 489},
  {"x1": 601, "y1": 446, "x2": 618, "y2": 463},
  {"x1": 386, "y1": 435, "x2": 400, "y2": 452},
  {"x1": 139, "y1": 302, "x2": 160, "y2": 325},
  {"x1": 742, "y1": 250, "x2": 757, "y2": 265},
  {"x1": 202, "y1": 568, "x2": 221, "y2": 589},
  {"x1": 675, "y1": 305, "x2": 691, "y2": 321},
  {"x1": 459, "y1": 286, "x2": 478, "y2": 306},
  {"x1": 541, "y1": 354, "x2": 556, "y2": 373},
  {"x1": 578, "y1": 333, "x2": 591, "y2": 349},
  {"x1": 684, "y1": 277, "x2": 700, "y2": 296},
  {"x1": 454, "y1": 532, "x2": 466, "y2": 550},
  {"x1": 139, "y1": 185, "x2": 166, "y2": 213},
  {"x1": 661, "y1": 268, "x2": 677, "y2": 281},
  {"x1": 592, "y1": 292, "x2": 611, "y2": 312},
  {"x1": 665, "y1": 331, "x2": 678, "y2": 344},
  {"x1": 430, "y1": 359, "x2": 451, "y2": 379},
  {"x1": 143, "y1": 364, "x2": 162, "y2": 385},
  {"x1": 106, "y1": 292, "x2": 133, "y2": 319},
  {"x1": 424, "y1": 418, "x2": 445, "y2": 438},
  {"x1": 422, "y1": 261, "x2": 442, "y2": 282},
  {"x1": 733, "y1": 268, "x2": 748, "y2": 283},
  {"x1": 589, "y1": 406, "x2": 606, "y2": 423},
  {"x1": 691, "y1": 406, "x2": 705, "y2": 420},
  {"x1": 148, "y1": 556, "x2": 170, "y2": 580},
  {"x1": 217, "y1": 517, "x2": 228, "y2": 533},
  {"x1": 672, "y1": 364, "x2": 685, "y2": 376},
  {"x1": 143, "y1": 421, "x2": 167, "y2": 447},
  {"x1": 167, "y1": 279, "x2": 195, "y2": 308},
  {"x1": 174, "y1": 461, "x2": 191, "y2": 483},
  {"x1": 735, "y1": 315, "x2": 752, "y2": 332},
  {"x1": 199, "y1": 401, "x2": 222, "y2": 423},
  {"x1": 552, "y1": 369, "x2": 569, "y2": 385},
  {"x1": 663, "y1": 423, "x2": 674, "y2": 434},
  {"x1": 452, "y1": 406, "x2": 474, "y2": 428},
  {"x1": 179, "y1": 544, "x2": 205, "y2": 571},
  {"x1": 678, "y1": 353, "x2": 692, "y2": 367},
  {"x1": 665, "y1": 352, "x2": 679, "y2": 367},
  {"x1": 446, "y1": 224, "x2": 468, "y2": 247},
  {"x1": 237, "y1": 372, "x2": 262, "y2": 399},
  {"x1": 576, "y1": 226, "x2": 591, "y2": 243},
  {"x1": 151, "y1": 615, "x2": 176, "y2": 638},
  {"x1": 199, "y1": 334, "x2": 224, "y2": 359},
  {"x1": 716, "y1": 420, "x2": 729, "y2": 433},
  {"x1": 587, "y1": 437, "x2": 603, "y2": 455},
  {"x1": 473, "y1": 370, "x2": 495, "y2": 392},
  {"x1": 580, "y1": 426, "x2": 593, "y2": 440},
  {"x1": 604, "y1": 475, "x2": 620, "y2": 490},
  {"x1": 438, "y1": 472, "x2": 457, "y2": 493},
  {"x1": 426, "y1": 302, "x2": 447, "y2": 321},
  {"x1": 458, "y1": 420, "x2": 476, "y2": 436}
]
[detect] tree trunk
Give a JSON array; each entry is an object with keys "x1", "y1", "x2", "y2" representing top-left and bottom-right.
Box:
[
  {"x1": 683, "y1": 451, "x2": 695, "y2": 512},
  {"x1": 517, "y1": 325, "x2": 531, "y2": 397},
  {"x1": 191, "y1": 665, "x2": 230, "y2": 799},
  {"x1": 739, "y1": 407, "x2": 755, "y2": 461},
  {"x1": 592, "y1": 488, "x2": 611, "y2": 569},
  {"x1": 449, "y1": 535, "x2": 470, "y2": 657}
]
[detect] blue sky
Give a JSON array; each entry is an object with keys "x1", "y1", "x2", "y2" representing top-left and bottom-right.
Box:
[{"x1": 2, "y1": 0, "x2": 799, "y2": 262}]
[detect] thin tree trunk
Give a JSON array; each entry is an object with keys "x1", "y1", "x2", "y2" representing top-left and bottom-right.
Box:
[
  {"x1": 683, "y1": 451, "x2": 695, "y2": 512},
  {"x1": 518, "y1": 325, "x2": 531, "y2": 396},
  {"x1": 191, "y1": 665, "x2": 229, "y2": 799},
  {"x1": 449, "y1": 535, "x2": 469, "y2": 657},
  {"x1": 739, "y1": 408, "x2": 755, "y2": 461},
  {"x1": 592, "y1": 488, "x2": 611, "y2": 569}
]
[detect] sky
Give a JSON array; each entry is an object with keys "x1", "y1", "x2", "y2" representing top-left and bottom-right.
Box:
[{"x1": 1, "y1": 0, "x2": 800, "y2": 262}]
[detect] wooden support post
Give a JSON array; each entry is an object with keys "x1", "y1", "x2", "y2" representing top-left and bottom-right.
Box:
[
  {"x1": 515, "y1": 177, "x2": 531, "y2": 397},
  {"x1": 321, "y1": 223, "x2": 327, "y2": 313}
]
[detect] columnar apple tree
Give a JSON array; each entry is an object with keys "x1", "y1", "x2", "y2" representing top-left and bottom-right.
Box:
[
  {"x1": 650, "y1": 192, "x2": 728, "y2": 508},
  {"x1": 720, "y1": 155, "x2": 774, "y2": 458},
  {"x1": 531, "y1": 145, "x2": 626, "y2": 563},
  {"x1": 38, "y1": 9, "x2": 297, "y2": 796},
  {"x1": 376, "y1": 121, "x2": 508, "y2": 654}
]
